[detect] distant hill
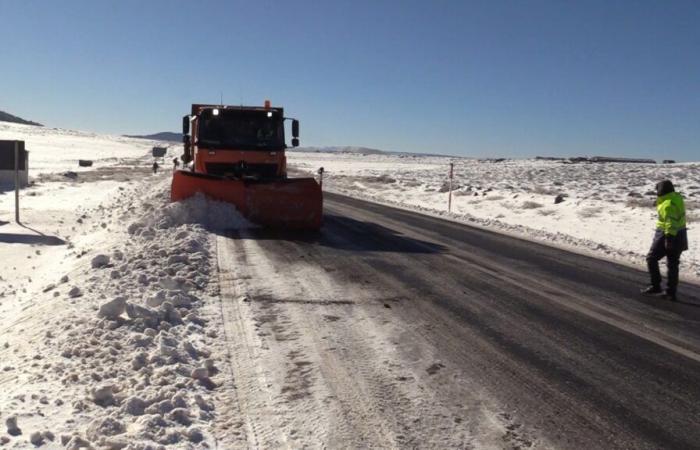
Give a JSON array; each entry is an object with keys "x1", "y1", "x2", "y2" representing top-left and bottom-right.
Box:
[
  {"x1": 126, "y1": 132, "x2": 182, "y2": 142},
  {"x1": 292, "y1": 146, "x2": 454, "y2": 158},
  {"x1": 0, "y1": 110, "x2": 43, "y2": 126},
  {"x1": 292, "y1": 146, "x2": 386, "y2": 155}
]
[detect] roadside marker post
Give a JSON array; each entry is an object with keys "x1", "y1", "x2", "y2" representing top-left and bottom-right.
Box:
[
  {"x1": 318, "y1": 167, "x2": 325, "y2": 189},
  {"x1": 14, "y1": 141, "x2": 20, "y2": 223},
  {"x1": 448, "y1": 162, "x2": 454, "y2": 213}
]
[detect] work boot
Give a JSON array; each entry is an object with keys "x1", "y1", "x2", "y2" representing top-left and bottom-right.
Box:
[
  {"x1": 665, "y1": 291, "x2": 678, "y2": 302},
  {"x1": 641, "y1": 285, "x2": 663, "y2": 295}
]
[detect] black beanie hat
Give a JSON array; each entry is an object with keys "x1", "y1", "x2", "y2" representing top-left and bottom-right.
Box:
[{"x1": 656, "y1": 180, "x2": 675, "y2": 197}]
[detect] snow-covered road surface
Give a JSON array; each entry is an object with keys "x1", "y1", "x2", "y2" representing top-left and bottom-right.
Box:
[{"x1": 214, "y1": 192, "x2": 700, "y2": 449}]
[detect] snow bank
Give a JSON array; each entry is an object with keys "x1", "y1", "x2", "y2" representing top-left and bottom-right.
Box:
[
  {"x1": 0, "y1": 174, "x2": 248, "y2": 447},
  {"x1": 128, "y1": 192, "x2": 252, "y2": 233}
]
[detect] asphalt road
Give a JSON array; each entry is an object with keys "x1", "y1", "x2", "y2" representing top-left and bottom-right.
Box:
[{"x1": 219, "y1": 192, "x2": 700, "y2": 449}]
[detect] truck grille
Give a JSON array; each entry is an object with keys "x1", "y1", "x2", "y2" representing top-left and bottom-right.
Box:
[{"x1": 205, "y1": 162, "x2": 278, "y2": 179}]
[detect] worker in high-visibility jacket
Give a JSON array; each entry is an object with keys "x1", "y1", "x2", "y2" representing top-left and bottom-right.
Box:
[{"x1": 642, "y1": 180, "x2": 688, "y2": 301}]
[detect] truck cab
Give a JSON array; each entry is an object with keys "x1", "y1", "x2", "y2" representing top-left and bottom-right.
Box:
[{"x1": 182, "y1": 102, "x2": 299, "y2": 180}]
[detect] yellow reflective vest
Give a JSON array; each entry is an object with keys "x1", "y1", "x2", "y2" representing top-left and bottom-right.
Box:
[{"x1": 656, "y1": 192, "x2": 686, "y2": 236}]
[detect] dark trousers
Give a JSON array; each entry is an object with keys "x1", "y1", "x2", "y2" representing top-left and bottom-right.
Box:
[{"x1": 646, "y1": 230, "x2": 683, "y2": 295}]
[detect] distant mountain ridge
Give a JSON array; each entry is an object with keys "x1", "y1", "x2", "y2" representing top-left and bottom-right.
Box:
[
  {"x1": 292, "y1": 146, "x2": 386, "y2": 155},
  {"x1": 126, "y1": 132, "x2": 182, "y2": 142},
  {"x1": 292, "y1": 146, "x2": 453, "y2": 158},
  {"x1": 0, "y1": 110, "x2": 43, "y2": 126},
  {"x1": 121, "y1": 140, "x2": 451, "y2": 158}
]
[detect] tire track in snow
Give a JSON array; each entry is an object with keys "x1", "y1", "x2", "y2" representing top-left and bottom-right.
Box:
[{"x1": 216, "y1": 230, "x2": 480, "y2": 448}]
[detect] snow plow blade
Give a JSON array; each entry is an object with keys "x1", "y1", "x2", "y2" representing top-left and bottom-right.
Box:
[{"x1": 171, "y1": 170, "x2": 323, "y2": 230}]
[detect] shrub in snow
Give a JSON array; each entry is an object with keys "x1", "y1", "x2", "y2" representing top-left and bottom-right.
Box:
[
  {"x1": 91, "y1": 254, "x2": 110, "y2": 268},
  {"x1": 5, "y1": 416, "x2": 21, "y2": 436},
  {"x1": 187, "y1": 428, "x2": 204, "y2": 443},
  {"x1": 29, "y1": 431, "x2": 44, "y2": 446},
  {"x1": 68, "y1": 286, "x2": 82, "y2": 298}
]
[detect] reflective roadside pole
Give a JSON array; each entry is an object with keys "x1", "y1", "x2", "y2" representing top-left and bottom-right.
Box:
[
  {"x1": 448, "y1": 162, "x2": 454, "y2": 213},
  {"x1": 14, "y1": 141, "x2": 20, "y2": 223}
]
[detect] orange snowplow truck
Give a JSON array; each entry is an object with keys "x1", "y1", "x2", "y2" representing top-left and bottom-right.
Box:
[{"x1": 171, "y1": 102, "x2": 323, "y2": 229}]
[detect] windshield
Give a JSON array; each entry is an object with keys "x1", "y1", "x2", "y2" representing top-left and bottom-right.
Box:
[{"x1": 197, "y1": 109, "x2": 285, "y2": 150}]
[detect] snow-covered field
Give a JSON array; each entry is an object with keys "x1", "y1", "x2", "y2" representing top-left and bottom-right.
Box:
[
  {"x1": 0, "y1": 122, "x2": 249, "y2": 448},
  {"x1": 288, "y1": 151, "x2": 700, "y2": 281}
]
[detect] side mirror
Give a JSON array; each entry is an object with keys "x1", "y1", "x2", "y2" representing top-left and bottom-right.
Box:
[
  {"x1": 182, "y1": 116, "x2": 190, "y2": 135},
  {"x1": 292, "y1": 119, "x2": 299, "y2": 138},
  {"x1": 292, "y1": 138, "x2": 299, "y2": 147}
]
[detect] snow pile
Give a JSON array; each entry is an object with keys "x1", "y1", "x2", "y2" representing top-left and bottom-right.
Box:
[
  {"x1": 0, "y1": 176, "x2": 247, "y2": 448},
  {"x1": 53, "y1": 190, "x2": 238, "y2": 447},
  {"x1": 128, "y1": 192, "x2": 252, "y2": 233},
  {"x1": 289, "y1": 152, "x2": 700, "y2": 280}
]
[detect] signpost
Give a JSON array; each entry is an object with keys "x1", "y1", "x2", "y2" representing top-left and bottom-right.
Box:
[
  {"x1": 0, "y1": 140, "x2": 26, "y2": 223},
  {"x1": 152, "y1": 146, "x2": 167, "y2": 158}
]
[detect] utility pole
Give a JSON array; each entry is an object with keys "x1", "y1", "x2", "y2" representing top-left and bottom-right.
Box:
[{"x1": 448, "y1": 162, "x2": 454, "y2": 213}]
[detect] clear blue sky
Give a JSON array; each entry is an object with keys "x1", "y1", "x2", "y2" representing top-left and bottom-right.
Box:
[{"x1": 1, "y1": 0, "x2": 698, "y2": 159}]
